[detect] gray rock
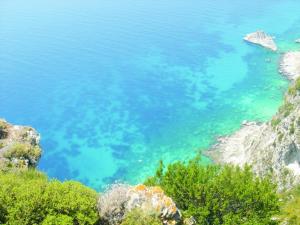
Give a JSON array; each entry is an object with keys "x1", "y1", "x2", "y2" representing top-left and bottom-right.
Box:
[
  {"x1": 98, "y1": 184, "x2": 182, "y2": 225},
  {"x1": 244, "y1": 31, "x2": 277, "y2": 51}
]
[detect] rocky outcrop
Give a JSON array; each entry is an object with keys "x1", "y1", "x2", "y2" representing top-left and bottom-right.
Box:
[
  {"x1": 295, "y1": 39, "x2": 300, "y2": 43},
  {"x1": 98, "y1": 184, "x2": 181, "y2": 225},
  {"x1": 0, "y1": 119, "x2": 41, "y2": 169},
  {"x1": 244, "y1": 31, "x2": 277, "y2": 51},
  {"x1": 279, "y1": 52, "x2": 300, "y2": 80},
  {"x1": 207, "y1": 78, "x2": 300, "y2": 190}
]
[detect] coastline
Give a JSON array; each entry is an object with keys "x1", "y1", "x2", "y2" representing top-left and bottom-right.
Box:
[{"x1": 206, "y1": 47, "x2": 300, "y2": 189}]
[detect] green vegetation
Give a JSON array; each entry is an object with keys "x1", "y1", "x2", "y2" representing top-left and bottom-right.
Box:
[
  {"x1": 278, "y1": 132, "x2": 284, "y2": 142},
  {"x1": 0, "y1": 121, "x2": 8, "y2": 139},
  {"x1": 271, "y1": 117, "x2": 281, "y2": 128},
  {"x1": 279, "y1": 101, "x2": 294, "y2": 118},
  {"x1": 145, "y1": 159, "x2": 279, "y2": 225},
  {"x1": 121, "y1": 209, "x2": 162, "y2": 225},
  {"x1": 289, "y1": 122, "x2": 295, "y2": 134},
  {"x1": 0, "y1": 170, "x2": 100, "y2": 225},
  {"x1": 3, "y1": 143, "x2": 42, "y2": 167},
  {"x1": 288, "y1": 77, "x2": 300, "y2": 96},
  {"x1": 279, "y1": 185, "x2": 300, "y2": 224}
]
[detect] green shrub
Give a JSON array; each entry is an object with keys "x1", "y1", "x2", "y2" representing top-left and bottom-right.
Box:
[
  {"x1": 3, "y1": 143, "x2": 42, "y2": 167},
  {"x1": 289, "y1": 123, "x2": 295, "y2": 135},
  {"x1": 145, "y1": 159, "x2": 279, "y2": 225},
  {"x1": 121, "y1": 209, "x2": 162, "y2": 225},
  {"x1": 42, "y1": 215, "x2": 73, "y2": 225},
  {"x1": 279, "y1": 102, "x2": 294, "y2": 118},
  {"x1": 287, "y1": 77, "x2": 300, "y2": 96},
  {"x1": 278, "y1": 132, "x2": 284, "y2": 142},
  {"x1": 271, "y1": 118, "x2": 281, "y2": 128},
  {"x1": 295, "y1": 77, "x2": 300, "y2": 91},
  {"x1": 279, "y1": 185, "x2": 300, "y2": 224},
  {"x1": 0, "y1": 121, "x2": 8, "y2": 139},
  {"x1": 0, "y1": 170, "x2": 99, "y2": 225}
]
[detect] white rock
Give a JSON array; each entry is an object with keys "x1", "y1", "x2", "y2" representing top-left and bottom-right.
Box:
[
  {"x1": 279, "y1": 51, "x2": 300, "y2": 80},
  {"x1": 244, "y1": 30, "x2": 277, "y2": 51}
]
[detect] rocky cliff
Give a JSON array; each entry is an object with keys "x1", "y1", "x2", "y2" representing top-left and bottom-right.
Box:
[
  {"x1": 208, "y1": 74, "x2": 300, "y2": 190},
  {"x1": 0, "y1": 119, "x2": 41, "y2": 169}
]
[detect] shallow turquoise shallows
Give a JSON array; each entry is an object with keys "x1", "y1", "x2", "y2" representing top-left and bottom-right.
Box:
[{"x1": 1, "y1": 0, "x2": 300, "y2": 190}]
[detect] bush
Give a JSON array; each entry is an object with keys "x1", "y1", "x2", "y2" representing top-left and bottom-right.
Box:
[
  {"x1": 98, "y1": 183, "x2": 130, "y2": 224},
  {"x1": 279, "y1": 102, "x2": 294, "y2": 118},
  {"x1": 279, "y1": 185, "x2": 300, "y2": 225},
  {"x1": 0, "y1": 121, "x2": 8, "y2": 139},
  {"x1": 0, "y1": 170, "x2": 99, "y2": 225},
  {"x1": 295, "y1": 77, "x2": 300, "y2": 92},
  {"x1": 42, "y1": 215, "x2": 73, "y2": 225},
  {"x1": 271, "y1": 118, "x2": 281, "y2": 129},
  {"x1": 287, "y1": 77, "x2": 300, "y2": 96},
  {"x1": 3, "y1": 143, "x2": 42, "y2": 167},
  {"x1": 121, "y1": 209, "x2": 162, "y2": 225},
  {"x1": 145, "y1": 159, "x2": 279, "y2": 225}
]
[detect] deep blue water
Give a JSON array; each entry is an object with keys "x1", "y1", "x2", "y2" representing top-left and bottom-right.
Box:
[{"x1": 1, "y1": 0, "x2": 300, "y2": 190}]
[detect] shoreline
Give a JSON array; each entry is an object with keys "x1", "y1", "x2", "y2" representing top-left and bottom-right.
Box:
[{"x1": 206, "y1": 47, "x2": 300, "y2": 189}]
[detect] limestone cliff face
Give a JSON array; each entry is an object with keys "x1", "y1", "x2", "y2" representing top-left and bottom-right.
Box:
[
  {"x1": 0, "y1": 119, "x2": 41, "y2": 169},
  {"x1": 208, "y1": 79, "x2": 300, "y2": 190}
]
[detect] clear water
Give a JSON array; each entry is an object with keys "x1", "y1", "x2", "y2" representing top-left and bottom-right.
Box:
[{"x1": 1, "y1": 0, "x2": 300, "y2": 190}]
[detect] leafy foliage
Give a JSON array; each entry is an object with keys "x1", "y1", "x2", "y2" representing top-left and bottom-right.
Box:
[
  {"x1": 41, "y1": 215, "x2": 73, "y2": 225},
  {"x1": 279, "y1": 185, "x2": 300, "y2": 225},
  {"x1": 121, "y1": 209, "x2": 162, "y2": 225},
  {"x1": 0, "y1": 121, "x2": 8, "y2": 139},
  {"x1": 279, "y1": 101, "x2": 294, "y2": 118},
  {"x1": 288, "y1": 77, "x2": 300, "y2": 95},
  {"x1": 0, "y1": 170, "x2": 99, "y2": 225},
  {"x1": 3, "y1": 143, "x2": 42, "y2": 167},
  {"x1": 145, "y1": 159, "x2": 279, "y2": 225}
]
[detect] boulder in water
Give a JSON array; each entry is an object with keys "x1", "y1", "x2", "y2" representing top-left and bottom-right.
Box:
[{"x1": 244, "y1": 30, "x2": 277, "y2": 51}]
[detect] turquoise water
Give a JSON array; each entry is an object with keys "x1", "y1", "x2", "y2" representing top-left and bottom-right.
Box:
[{"x1": 1, "y1": 0, "x2": 300, "y2": 190}]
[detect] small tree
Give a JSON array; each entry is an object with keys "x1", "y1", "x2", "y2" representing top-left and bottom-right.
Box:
[{"x1": 145, "y1": 158, "x2": 279, "y2": 225}]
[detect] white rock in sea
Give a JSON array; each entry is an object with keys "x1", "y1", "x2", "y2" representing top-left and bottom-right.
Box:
[
  {"x1": 279, "y1": 51, "x2": 300, "y2": 80},
  {"x1": 295, "y1": 39, "x2": 300, "y2": 43},
  {"x1": 244, "y1": 30, "x2": 277, "y2": 51}
]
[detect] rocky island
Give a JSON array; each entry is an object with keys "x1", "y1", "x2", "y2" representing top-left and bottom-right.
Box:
[{"x1": 244, "y1": 30, "x2": 277, "y2": 51}]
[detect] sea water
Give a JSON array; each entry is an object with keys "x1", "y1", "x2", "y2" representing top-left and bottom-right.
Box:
[{"x1": 1, "y1": 0, "x2": 300, "y2": 190}]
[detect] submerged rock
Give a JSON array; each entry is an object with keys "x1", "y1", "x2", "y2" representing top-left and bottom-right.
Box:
[
  {"x1": 98, "y1": 184, "x2": 181, "y2": 225},
  {"x1": 207, "y1": 78, "x2": 300, "y2": 190},
  {"x1": 244, "y1": 30, "x2": 277, "y2": 51},
  {"x1": 0, "y1": 119, "x2": 41, "y2": 169},
  {"x1": 295, "y1": 39, "x2": 300, "y2": 43},
  {"x1": 279, "y1": 51, "x2": 300, "y2": 80}
]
